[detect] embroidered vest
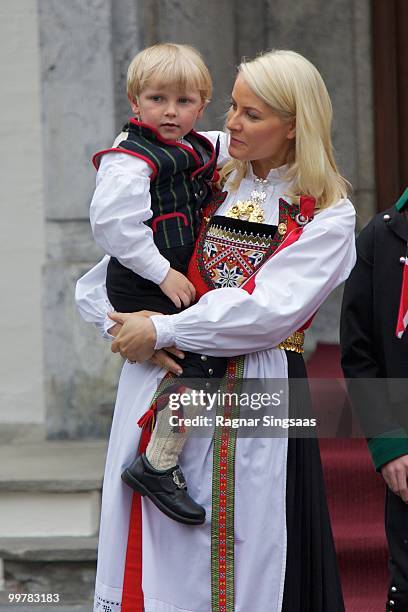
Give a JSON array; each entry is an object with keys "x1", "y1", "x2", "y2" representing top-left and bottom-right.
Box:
[
  {"x1": 93, "y1": 119, "x2": 218, "y2": 250},
  {"x1": 187, "y1": 192, "x2": 317, "y2": 346}
]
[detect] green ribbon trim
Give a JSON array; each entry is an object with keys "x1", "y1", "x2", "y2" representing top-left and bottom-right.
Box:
[{"x1": 368, "y1": 428, "x2": 408, "y2": 471}]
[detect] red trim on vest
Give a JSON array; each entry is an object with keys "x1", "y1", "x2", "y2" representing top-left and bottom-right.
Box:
[
  {"x1": 151, "y1": 212, "x2": 189, "y2": 233},
  {"x1": 92, "y1": 147, "x2": 158, "y2": 181},
  {"x1": 212, "y1": 169, "x2": 220, "y2": 183},
  {"x1": 299, "y1": 195, "x2": 316, "y2": 219},
  {"x1": 189, "y1": 129, "x2": 217, "y2": 178},
  {"x1": 128, "y1": 118, "x2": 202, "y2": 166}
]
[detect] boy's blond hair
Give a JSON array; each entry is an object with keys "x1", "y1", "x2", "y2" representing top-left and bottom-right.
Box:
[{"x1": 127, "y1": 43, "x2": 212, "y2": 104}]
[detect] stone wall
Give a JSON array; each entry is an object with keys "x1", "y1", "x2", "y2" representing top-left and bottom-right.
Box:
[
  {"x1": 36, "y1": 0, "x2": 376, "y2": 438},
  {"x1": 0, "y1": 0, "x2": 46, "y2": 434},
  {"x1": 38, "y1": 0, "x2": 122, "y2": 438}
]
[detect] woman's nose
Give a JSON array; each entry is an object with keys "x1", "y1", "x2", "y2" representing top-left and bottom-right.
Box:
[{"x1": 226, "y1": 109, "x2": 241, "y2": 131}]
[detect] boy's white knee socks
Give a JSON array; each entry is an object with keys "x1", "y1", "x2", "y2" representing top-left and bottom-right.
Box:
[{"x1": 146, "y1": 388, "x2": 197, "y2": 470}]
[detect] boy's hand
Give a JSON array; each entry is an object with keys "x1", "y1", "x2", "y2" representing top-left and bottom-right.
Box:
[{"x1": 159, "y1": 268, "x2": 196, "y2": 308}]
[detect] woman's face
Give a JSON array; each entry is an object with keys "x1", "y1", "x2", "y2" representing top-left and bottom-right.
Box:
[{"x1": 226, "y1": 74, "x2": 295, "y2": 172}]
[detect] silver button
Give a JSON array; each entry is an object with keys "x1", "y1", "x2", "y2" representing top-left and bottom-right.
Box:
[
  {"x1": 199, "y1": 189, "x2": 204, "y2": 196},
  {"x1": 200, "y1": 355, "x2": 208, "y2": 361},
  {"x1": 383, "y1": 214, "x2": 391, "y2": 221},
  {"x1": 389, "y1": 601, "x2": 395, "y2": 606},
  {"x1": 205, "y1": 382, "x2": 211, "y2": 388},
  {"x1": 391, "y1": 586, "x2": 397, "y2": 593},
  {"x1": 400, "y1": 257, "x2": 406, "y2": 264},
  {"x1": 194, "y1": 192, "x2": 198, "y2": 198},
  {"x1": 208, "y1": 368, "x2": 214, "y2": 375}
]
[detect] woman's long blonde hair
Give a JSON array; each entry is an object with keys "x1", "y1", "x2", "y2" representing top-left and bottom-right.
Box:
[{"x1": 220, "y1": 50, "x2": 350, "y2": 210}]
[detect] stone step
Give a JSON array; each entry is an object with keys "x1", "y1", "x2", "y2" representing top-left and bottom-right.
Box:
[
  {"x1": 0, "y1": 537, "x2": 98, "y2": 605},
  {"x1": 0, "y1": 441, "x2": 107, "y2": 493},
  {"x1": 0, "y1": 536, "x2": 98, "y2": 562},
  {"x1": 0, "y1": 441, "x2": 106, "y2": 539}
]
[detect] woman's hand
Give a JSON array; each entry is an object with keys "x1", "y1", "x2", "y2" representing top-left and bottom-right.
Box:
[
  {"x1": 149, "y1": 347, "x2": 185, "y2": 375},
  {"x1": 109, "y1": 311, "x2": 160, "y2": 362},
  {"x1": 107, "y1": 323, "x2": 122, "y2": 337}
]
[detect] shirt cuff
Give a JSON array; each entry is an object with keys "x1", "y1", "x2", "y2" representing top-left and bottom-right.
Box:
[
  {"x1": 103, "y1": 314, "x2": 117, "y2": 340},
  {"x1": 151, "y1": 315, "x2": 176, "y2": 349},
  {"x1": 143, "y1": 257, "x2": 170, "y2": 285},
  {"x1": 368, "y1": 428, "x2": 408, "y2": 471}
]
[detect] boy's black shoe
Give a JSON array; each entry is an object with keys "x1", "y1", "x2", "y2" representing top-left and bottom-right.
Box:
[{"x1": 121, "y1": 453, "x2": 206, "y2": 525}]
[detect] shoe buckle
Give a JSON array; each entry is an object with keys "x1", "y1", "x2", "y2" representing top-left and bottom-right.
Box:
[{"x1": 172, "y1": 468, "x2": 187, "y2": 489}]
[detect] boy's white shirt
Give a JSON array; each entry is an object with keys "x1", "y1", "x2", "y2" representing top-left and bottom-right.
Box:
[{"x1": 89, "y1": 130, "x2": 229, "y2": 286}]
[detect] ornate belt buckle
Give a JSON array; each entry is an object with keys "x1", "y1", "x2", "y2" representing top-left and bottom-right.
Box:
[{"x1": 172, "y1": 468, "x2": 187, "y2": 489}]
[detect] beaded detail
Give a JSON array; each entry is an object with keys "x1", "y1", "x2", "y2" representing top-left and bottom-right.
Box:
[{"x1": 94, "y1": 594, "x2": 121, "y2": 612}]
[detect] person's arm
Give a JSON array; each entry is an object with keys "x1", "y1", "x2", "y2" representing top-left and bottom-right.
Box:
[
  {"x1": 75, "y1": 258, "x2": 185, "y2": 373},
  {"x1": 90, "y1": 153, "x2": 170, "y2": 285},
  {"x1": 340, "y1": 221, "x2": 408, "y2": 475},
  {"x1": 146, "y1": 198, "x2": 356, "y2": 356},
  {"x1": 75, "y1": 256, "x2": 118, "y2": 339}
]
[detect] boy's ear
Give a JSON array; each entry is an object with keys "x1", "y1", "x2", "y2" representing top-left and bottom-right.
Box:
[
  {"x1": 128, "y1": 94, "x2": 140, "y2": 116},
  {"x1": 196, "y1": 100, "x2": 207, "y2": 120}
]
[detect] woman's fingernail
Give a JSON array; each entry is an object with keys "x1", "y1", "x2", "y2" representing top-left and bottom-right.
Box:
[{"x1": 176, "y1": 369, "x2": 183, "y2": 375}]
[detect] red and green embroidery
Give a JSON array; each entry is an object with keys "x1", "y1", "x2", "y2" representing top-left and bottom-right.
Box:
[
  {"x1": 194, "y1": 197, "x2": 300, "y2": 293},
  {"x1": 211, "y1": 356, "x2": 245, "y2": 612}
]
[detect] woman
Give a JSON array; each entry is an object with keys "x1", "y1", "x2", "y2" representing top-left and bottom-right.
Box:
[{"x1": 76, "y1": 49, "x2": 356, "y2": 612}]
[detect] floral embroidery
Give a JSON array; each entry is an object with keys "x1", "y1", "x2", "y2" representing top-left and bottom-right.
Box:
[
  {"x1": 204, "y1": 241, "x2": 218, "y2": 258},
  {"x1": 212, "y1": 262, "x2": 245, "y2": 288},
  {"x1": 247, "y1": 250, "x2": 265, "y2": 267}
]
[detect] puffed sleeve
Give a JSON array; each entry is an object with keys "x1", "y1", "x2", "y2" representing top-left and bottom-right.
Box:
[
  {"x1": 90, "y1": 153, "x2": 170, "y2": 285},
  {"x1": 75, "y1": 256, "x2": 115, "y2": 340},
  {"x1": 199, "y1": 131, "x2": 230, "y2": 167},
  {"x1": 151, "y1": 198, "x2": 356, "y2": 355}
]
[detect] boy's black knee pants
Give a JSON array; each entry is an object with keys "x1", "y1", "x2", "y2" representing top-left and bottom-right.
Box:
[{"x1": 106, "y1": 255, "x2": 228, "y2": 386}]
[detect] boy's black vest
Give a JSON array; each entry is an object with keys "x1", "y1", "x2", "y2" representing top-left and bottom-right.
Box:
[{"x1": 92, "y1": 119, "x2": 219, "y2": 314}]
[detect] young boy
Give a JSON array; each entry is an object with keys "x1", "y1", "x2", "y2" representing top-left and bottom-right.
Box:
[{"x1": 90, "y1": 43, "x2": 228, "y2": 525}]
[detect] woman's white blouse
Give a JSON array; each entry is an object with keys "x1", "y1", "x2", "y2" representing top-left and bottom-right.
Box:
[
  {"x1": 76, "y1": 147, "x2": 356, "y2": 351},
  {"x1": 89, "y1": 131, "x2": 229, "y2": 285}
]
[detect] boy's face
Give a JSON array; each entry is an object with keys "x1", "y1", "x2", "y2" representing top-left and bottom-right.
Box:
[{"x1": 130, "y1": 83, "x2": 205, "y2": 140}]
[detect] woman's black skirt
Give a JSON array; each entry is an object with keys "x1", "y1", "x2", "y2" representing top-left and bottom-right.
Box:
[{"x1": 282, "y1": 351, "x2": 345, "y2": 612}]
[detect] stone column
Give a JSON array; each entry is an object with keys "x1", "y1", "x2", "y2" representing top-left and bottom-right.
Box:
[
  {"x1": 38, "y1": 0, "x2": 123, "y2": 438},
  {"x1": 0, "y1": 0, "x2": 46, "y2": 440},
  {"x1": 264, "y1": 0, "x2": 376, "y2": 344},
  {"x1": 140, "y1": 0, "x2": 237, "y2": 130}
]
